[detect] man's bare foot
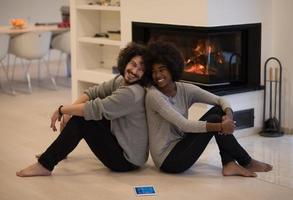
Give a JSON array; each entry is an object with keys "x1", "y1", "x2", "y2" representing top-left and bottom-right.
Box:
[
  {"x1": 245, "y1": 159, "x2": 273, "y2": 172},
  {"x1": 35, "y1": 154, "x2": 41, "y2": 159},
  {"x1": 222, "y1": 161, "x2": 257, "y2": 177},
  {"x1": 16, "y1": 162, "x2": 51, "y2": 177}
]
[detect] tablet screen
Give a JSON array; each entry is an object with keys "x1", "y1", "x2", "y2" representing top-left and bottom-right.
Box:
[{"x1": 134, "y1": 185, "x2": 156, "y2": 196}]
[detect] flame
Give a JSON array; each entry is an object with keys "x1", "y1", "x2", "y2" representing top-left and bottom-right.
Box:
[
  {"x1": 185, "y1": 64, "x2": 207, "y2": 75},
  {"x1": 185, "y1": 40, "x2": 224, "y2": 75}
]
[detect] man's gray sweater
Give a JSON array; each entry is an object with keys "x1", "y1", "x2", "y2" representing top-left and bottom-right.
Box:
[{"x1": 83, "y1": 75, "x2": 148, "y2": 166}]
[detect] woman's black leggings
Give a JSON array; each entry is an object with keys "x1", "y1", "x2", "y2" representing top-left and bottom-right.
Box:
[
  {"x1": 38, "y1": 116, "x2": 138, "y2": 172},
  {"x1": 160, "y1": 106, "x2": 252, "y2": 173}
]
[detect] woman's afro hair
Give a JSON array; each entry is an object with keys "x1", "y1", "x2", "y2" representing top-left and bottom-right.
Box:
[{"x1": 143, "y1": 41, "x2": 185, "y2": 83}]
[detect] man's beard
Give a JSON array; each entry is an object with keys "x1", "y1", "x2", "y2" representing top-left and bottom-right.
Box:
[
  {"x1": 124, "y1": 78, "x2": 141, "y2": 85},
  {"x1": 124, "y1": 71, "x2": 141, "y2": 85}
]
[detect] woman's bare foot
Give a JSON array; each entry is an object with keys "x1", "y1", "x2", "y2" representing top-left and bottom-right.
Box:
[
  {"x1": 245, "y1": 159, "x2": 273, "y2": 172},
  {"x1": 16, "y1": 162, "x2": 51, "y2": 177},
  {"x1": 222, "y1": 161, "x2": 257, "y2": 177}
]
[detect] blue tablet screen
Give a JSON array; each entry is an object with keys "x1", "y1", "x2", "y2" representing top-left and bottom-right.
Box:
[{"x1": 135, "y1": 186, "x2": 156, "y2": 195}]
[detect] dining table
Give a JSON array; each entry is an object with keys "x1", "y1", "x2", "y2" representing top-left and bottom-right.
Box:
[
  {"x1": 0, "y1": 24, "x2": 69, "y2": 35},
  {"x1": 0, "y1": 24, "x2": 71, "y2": 77}
]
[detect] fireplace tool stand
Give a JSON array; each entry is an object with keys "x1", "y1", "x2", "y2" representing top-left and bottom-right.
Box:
[{"x1": 259, "y1": 57, "x2": 283, "y2": 137}]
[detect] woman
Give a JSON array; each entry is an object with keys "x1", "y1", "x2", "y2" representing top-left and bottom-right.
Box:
[
  {"x1": 144, "y1": 41, "x2": 272, "y2": 176},
  {"x1": 16, "y1": 42, "x2": 149, "y2": 177}
]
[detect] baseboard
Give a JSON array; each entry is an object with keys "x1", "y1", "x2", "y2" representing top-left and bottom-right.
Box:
[
  {"x1": 233, "y1": 127, "x2": 261, "y2": 138},
  {"x1": 282, "y1": 127, "x2": 293, "y2": 135}
]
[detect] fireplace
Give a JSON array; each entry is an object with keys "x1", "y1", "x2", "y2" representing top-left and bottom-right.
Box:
[{"x1": 132, "y1": 22, "x2": 262, "y2": 95}]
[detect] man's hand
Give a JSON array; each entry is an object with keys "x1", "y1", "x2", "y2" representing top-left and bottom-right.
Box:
[
  {"x1": 60, "y1": 114, "x2": 71, "y2": 131},
  {"x1": 50, "y1": 109, "x2": 61, "y2": 132}
]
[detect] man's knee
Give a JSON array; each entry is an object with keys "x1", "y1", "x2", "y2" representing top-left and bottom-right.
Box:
[{"x1": 109, "y1": 164, "x2": 139, "y2": 172}]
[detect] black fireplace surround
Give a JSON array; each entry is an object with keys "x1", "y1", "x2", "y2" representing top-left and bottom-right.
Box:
[{"x1": 132, "y1": 22, "x2": 262, "y2": 95}]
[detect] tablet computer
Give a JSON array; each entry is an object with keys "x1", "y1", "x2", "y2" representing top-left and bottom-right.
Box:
[{"x1": 134, "y1": 185, "x2": 156, "y2": 196}]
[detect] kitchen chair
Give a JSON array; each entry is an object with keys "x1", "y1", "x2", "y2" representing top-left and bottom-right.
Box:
[
  {"x1": 51, "y1": 31, "x2": 71, "y2": 79},
  {"x1": 0, "y1": 34, "x2": 15, "y2": 95},
  {"x1": 9, "y1": 31, "x2": 56, "y2": 93}
]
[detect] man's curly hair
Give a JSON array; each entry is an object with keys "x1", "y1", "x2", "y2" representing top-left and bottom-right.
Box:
[
  {"x1": 143, "y1": 41, "x2": 185, "y2": 85},
  {"x1": 117, "y1": 42, "x2": 147, "y2": 76}
]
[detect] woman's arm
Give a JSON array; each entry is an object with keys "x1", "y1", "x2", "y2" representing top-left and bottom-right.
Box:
[
  {"x1": 146, "y1": 88, "x2": 234, "y2": 134},
  {"x1": 185, "y1": 83, "x2": 231, "y2": 111},
  {"x1": 206, "y1": 117, "x2": 235, "y2": 135},
  {"x1": 224, "y1": 107, "x2": 234, "y2": 120},
  {"x1": 146, "y1": 89, "x2": 207, "y2": 133},
  {"x1": 184, "y1": 83, "x2": 235, "y2": 134}
]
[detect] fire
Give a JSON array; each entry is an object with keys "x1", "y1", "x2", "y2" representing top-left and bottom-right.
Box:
[
  {"x1": 185, "y1": 64, "x2": 207, "y2": 74},
  {"x1": 184, "y1": 39, "x2": 224, "y2": 76}
]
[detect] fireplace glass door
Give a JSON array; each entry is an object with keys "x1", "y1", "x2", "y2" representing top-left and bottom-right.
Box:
[{"x1": 132, "y1": 22, "x2": 261, "y2": 95}]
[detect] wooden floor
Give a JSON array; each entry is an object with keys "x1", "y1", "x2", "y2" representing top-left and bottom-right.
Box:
[{"x1": 0, "y1": 80, "x2": 293, "y2": 200}]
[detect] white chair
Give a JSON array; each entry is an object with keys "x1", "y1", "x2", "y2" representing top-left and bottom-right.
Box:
[
  {"x1": 0, "y1": 34, "x2": 15, "y2": 95},
  {"x1": 9, "y1": 31, "x2": 56, "y2": 93},
  {"x1": 51, "y1": 31, "x2": 71, "y2": 79}
]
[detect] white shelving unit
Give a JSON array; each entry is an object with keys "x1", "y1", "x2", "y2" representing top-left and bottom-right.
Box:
[{"x1": 70, "y1": 0, "x2": 122, "y2": 100}]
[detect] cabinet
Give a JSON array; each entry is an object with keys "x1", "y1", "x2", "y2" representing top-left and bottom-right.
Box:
[{"x1": 70, "y1": 0, "x2": 122, "y2": 100}]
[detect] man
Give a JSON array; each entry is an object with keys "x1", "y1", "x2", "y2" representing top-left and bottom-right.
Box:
[{"x1": 17, "y1": 42, "x2": 149, "y2": 177}]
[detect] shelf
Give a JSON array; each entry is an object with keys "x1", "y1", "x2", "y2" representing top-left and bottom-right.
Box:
[
  {"x1": 71, "y1": 0, "x2": 122, "y2": 99},
  {"x1": 78, "y1": 37, "x2": 122, "y2": 46},
  {"x1": 76, "y1": 5, "x2": 120, "y2": 11},
  {"x1": 76, "y1": 69, "x2": 116, "y2": 84}
]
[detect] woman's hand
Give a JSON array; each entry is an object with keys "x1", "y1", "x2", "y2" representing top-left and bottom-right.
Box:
[
  {"x1": 221, "y1": 117, "x2": 235, "y2": 135},
  {"x1": 224, "y1": 108, "x2": 234, "y2": 120},
  {"x1": 50, "y1": 109, "x2": 61, "y2": 132}
]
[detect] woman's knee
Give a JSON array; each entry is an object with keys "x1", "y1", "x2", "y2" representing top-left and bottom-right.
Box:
[
  {"x1": 205, "y1": 106, "x2": 224, "y2": 123},
  {"x1": 206, "y1": 114, "x2": 222, "y2": 123},
  {"x1": 209, "y1": 106, "x2": 224, "y2": 116}
]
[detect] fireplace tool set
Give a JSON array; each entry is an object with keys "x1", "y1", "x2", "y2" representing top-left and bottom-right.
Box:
[{"x1": 259, "y1": 57, "x2": 283, "y2": 137}]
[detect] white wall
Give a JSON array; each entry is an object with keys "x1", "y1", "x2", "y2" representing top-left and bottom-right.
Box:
[
  {"x1": 122, "y1": 0, "x2": 272, "y2": 130},
  {"x1": 272, "y1": 0, "x2": 293, "y2": 133},
  {"x1": 208, "y1": 0, "x2": 273, "y2": 83},
  {"x1": 0, "y1": 0, "x2": 69, "y2": 25},
  {"x1": 121, "y1": 0, "x2": 209, "y2": 44}
]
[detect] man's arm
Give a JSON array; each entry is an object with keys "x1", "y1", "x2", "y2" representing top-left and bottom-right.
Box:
[
  {"x1": 57, "y1": 93, "x2": 90, "y2": 131},
  {"x1": 50, "y1": 102, "x2": 86, "y2": 132},
  {"x1": 72, "y1": 93, "x2": 90, "y2": 104},
  {"x1": 56, "y1": 77, "x2": 117, "y2": 131},
  {"x1": 83, "y1": 85, "x2": 144, "y2": 121}
]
